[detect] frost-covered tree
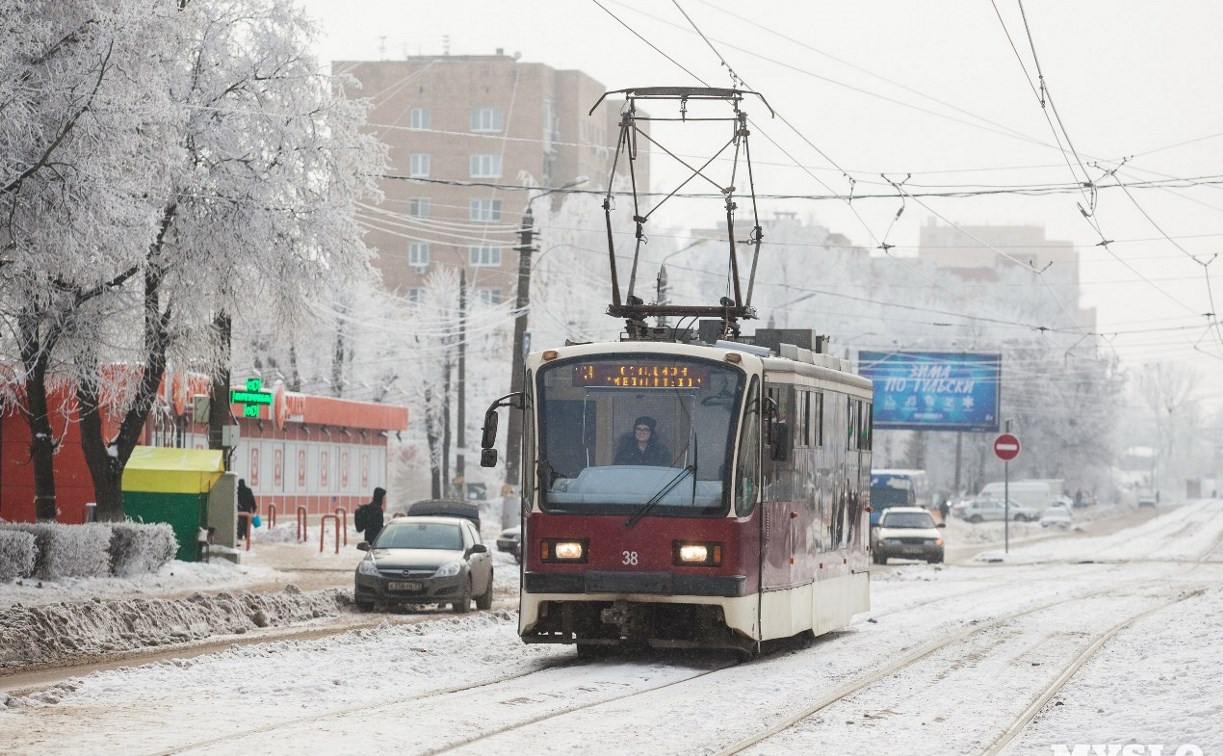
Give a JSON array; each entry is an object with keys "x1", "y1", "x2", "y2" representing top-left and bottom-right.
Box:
[
  {"x1": 1, "y1": 0, "x2": 177, "y2": 520},
  {"x1": 1, "y1": 0, "x2": 384, "y2": 520}
]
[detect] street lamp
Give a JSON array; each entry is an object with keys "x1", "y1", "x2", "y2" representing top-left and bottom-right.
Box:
[{"x1": 504, "y1": 176, "x2": 588, "y2": 491}]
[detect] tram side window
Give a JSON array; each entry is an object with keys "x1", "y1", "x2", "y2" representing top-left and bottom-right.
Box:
[
  {"x1": 859, "y1": 401, "x2": 872, "y2": 450},
  {"x1": 735, "y1": 378, "x2": 761, "y2": 517},
  {"x1": 811, "y1": 391, "x2": 823, "y2": 447},
  {"x1": 846, "y1": 398, "x2": 859, "y2": 450}
]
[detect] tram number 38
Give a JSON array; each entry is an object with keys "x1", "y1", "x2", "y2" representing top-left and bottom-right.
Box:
[{"x1": 622, "y1": 551, "x2": 639, "y2": 565}]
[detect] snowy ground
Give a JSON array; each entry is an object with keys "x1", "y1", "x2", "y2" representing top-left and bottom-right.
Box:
[{"x1": 1, "y1": 500, "x2": 1220, "y2": 754}]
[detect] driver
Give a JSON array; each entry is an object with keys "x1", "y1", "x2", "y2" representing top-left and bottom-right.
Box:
[{"x1": 614, "y1": 415, "x2": 672, "y2": 466}]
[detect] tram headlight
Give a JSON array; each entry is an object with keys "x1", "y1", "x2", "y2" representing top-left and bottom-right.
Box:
[
  {"x1": 541, "y1": 539, "x2": 587, "y2": 563},
  {"x1": 674, "y1": 541, "x2": 723, "y2": 566}
]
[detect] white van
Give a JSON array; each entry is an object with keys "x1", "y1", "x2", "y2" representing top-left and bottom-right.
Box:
[{"x1": 977, "y1": 480, "x2": 1060, "y2": 513}]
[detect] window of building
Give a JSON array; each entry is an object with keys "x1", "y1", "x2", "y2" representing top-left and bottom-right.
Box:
[
  {"x1": 469, "y1": 198, "x2": 502, "y2": 222},
  {"x1": 470, "y1": 107, "x2": 503, "y2": 132},
  {"x1": 408, "y1": 198, "x2": 430, "y2": 218},
  {"x1": 406, "y1": 288, "x2": 424, "y2": 304},
  {"x1": 469, "y1": 154, "x2": 502, "y2": 178},
  {"x1": 408, "y1": 242, "x2": 429, "y2": 269},
  {"x1": 469, "y1": 244, "x2": 503, "y2": 267},
  {"x1": 473, "y1": 287, "x2": 503, "y2": 305},
  {"x1": 409, "y1": 108, "x2": 430, "y2": 130},
  {"x1": 409, "y1": 153, "x2": 429, "y2": 177}
]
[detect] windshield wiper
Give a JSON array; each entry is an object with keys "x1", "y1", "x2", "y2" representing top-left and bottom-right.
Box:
[{"x1": 624, "y1": 465, "x2": 695, "y2": 529}]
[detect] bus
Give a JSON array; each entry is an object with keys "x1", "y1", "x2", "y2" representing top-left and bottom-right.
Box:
[{"x1": 869, "y1": 469, "x2": 931, "y2": 526}]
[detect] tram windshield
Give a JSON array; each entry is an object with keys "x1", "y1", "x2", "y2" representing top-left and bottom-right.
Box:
[{"x1": 535, "y1": 354, "x2": 746, "y2": 516}]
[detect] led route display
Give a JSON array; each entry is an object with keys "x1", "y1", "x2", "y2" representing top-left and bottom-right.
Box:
[{"x1": 574, "y1": 363, "x2": 709, "y2": 389}]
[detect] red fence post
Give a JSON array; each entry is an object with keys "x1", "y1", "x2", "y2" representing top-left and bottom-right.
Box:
[
  {"x1": 319, "y1": 514, "x2": 340, "y2": 554},
  {"x1": 334, "y1": 507, "x2": 348, "y2": 546},
  {"x1": 267, "y1": 503, "x2": 277, "y2": 528},
  {"x1": 236, "y1": 512, "x2": 254, "y2": 552},
  {"x1": 296, "y1": 506, "x2": 308, "y2": 543}
]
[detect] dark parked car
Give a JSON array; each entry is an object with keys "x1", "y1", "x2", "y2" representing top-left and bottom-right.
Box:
[
  {"x1": 496, "y1": 524, "x2": 522, "y2": 563},
  {"x1": 354, "y1": 516, "x2": 493, "y2": 613},
  {"x1": 406, "y1": 499, "x2": 481, "y2": 530}
]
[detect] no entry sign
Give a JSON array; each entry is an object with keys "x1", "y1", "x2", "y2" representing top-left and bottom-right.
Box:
[{"x1": 994, "y1": 433, "x2": 1021, "y2": 461}]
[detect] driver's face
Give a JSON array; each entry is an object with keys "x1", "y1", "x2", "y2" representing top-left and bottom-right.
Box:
[{"x1": 635, "y1": 425, "x2": 652, "y2": 438}]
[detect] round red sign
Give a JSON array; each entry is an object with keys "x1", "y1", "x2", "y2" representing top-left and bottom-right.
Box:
[{"x1": 994, "y1": 433, "x2": 1021, "y2": 461}]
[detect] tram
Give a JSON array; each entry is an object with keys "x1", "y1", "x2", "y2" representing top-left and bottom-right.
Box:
[{"x1": 480, "y1": 87, "x2": 873, "y2": 655}]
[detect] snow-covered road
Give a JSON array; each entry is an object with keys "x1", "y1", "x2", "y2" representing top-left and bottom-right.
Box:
[{"x1": 2, "y1": 500, "x2": 1222, "y2": 755}]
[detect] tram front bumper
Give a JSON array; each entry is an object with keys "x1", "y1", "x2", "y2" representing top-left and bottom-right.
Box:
[{"x1": 524, "y1": 570, "x2": 747, "y2": 597}]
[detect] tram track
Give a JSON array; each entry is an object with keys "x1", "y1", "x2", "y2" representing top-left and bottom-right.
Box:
[
  {"x1": 715, "y1": 570, "x2": 1209, "y2": 755},
  {"x1": 155, "y1": 653, "x2": 586, "y2": 755},
  {"x1": 717, "y1": 524, "x2": 1223, "y2": 755},
  {"x1": 980, "y1": 587, "x2": 1207, "y2": 756}
]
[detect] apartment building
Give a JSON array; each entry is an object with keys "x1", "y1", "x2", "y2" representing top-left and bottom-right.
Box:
[{"x1": 336, "y1": 52, "x2": 645, "y2": 302}]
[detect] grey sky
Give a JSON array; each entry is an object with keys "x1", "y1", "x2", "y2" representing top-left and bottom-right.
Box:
[{"x1": 299, "y1": 0, "x2": 1223, "y2": 400}]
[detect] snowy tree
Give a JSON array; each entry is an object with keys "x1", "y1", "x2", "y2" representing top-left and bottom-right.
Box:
[
  {"x1": 1, "y1": 0, "x2": 178, "y2": 520},
  {"x1": 1, "y1": 0, "x2": 384, "y2": 521}
]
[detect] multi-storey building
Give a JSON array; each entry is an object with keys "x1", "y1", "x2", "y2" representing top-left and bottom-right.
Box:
[
  {"x1": 917, "y1": 219, "x2": 1096, "y2": 330},
  {"x1": 337, "y1": 51, "x2": 645, "y2": 302}
]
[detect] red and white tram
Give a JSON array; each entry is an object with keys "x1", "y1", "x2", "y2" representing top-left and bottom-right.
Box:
[
  {"x1": 482, "y1": 86, "x2": 873, "y2": 656},
  {"x1": 484, "y1": 335, "x2": 872, "y2": 655}
]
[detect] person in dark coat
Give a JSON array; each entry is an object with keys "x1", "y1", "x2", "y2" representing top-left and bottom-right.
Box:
[
  {"x1": 613, "y1": 416, "x2": 672, "y2": 466},
  {"x1": 236, "y1": 479, "x2": 257, "y2": 539},
  {"x1": 358, "y1": 487, "x2": 387, "y2": 546}
]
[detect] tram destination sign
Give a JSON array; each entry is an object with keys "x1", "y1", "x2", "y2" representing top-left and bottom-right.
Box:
[
  {"x1": 574, "y1": 362, "x2": 709, "y2": 389},
  {"x1": 858, "y1": 351, "x2": 1001, "y2": 432}
]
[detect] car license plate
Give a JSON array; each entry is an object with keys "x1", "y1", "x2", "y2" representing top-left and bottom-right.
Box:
[
  {"x1": 900, "y1": 546, "x2": 923, "y2": 554},
  {"x1": 388, "y1": 581, "x2": 422, "y2": 592}
]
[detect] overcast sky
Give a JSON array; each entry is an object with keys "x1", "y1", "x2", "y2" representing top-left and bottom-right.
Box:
[{"x1": 296, "y1": 0, "x2": 1223, "y2": 403}]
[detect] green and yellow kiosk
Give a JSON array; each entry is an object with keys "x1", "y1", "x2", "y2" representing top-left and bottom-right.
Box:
[{"x1": 122, "y1": 447, "x2": 225, "y2": 562}]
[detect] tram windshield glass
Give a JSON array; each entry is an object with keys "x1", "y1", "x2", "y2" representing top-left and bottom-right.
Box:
[{"x1": 535, "y1": 355, "x2": 746, "y2": 515}]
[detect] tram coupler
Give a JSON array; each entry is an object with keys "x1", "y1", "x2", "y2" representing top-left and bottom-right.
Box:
[{"x1": 600, "y1": 600, "x2": 631, "y2": 634}]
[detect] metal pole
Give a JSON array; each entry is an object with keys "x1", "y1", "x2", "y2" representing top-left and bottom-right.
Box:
[
  {"x1": 954, "y1": 431, "x2": 963, "y2": 496},
  {"x1": 1004, "y1": 419, "x2": 1011, "y2": 554},
  {"x1": 505, "y1": 207, "x2": 534, "y2": 491},
  {"x1": 456, "y1": 269, "x2": 466, "y2": 494},
  {"x1": 1004, "y1": 458, "x2": 1010, "y2": 554}
]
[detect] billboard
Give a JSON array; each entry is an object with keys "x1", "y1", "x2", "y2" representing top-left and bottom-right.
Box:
[{"x1": 858, "y1": 351, "x2": 1001, "y2": 432}]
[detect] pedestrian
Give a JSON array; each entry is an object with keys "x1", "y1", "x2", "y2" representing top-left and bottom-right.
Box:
[
  {"x1": 236, "y1": 478, "x2": 257, "y2": 539},
  {"x1": 613, "y1": 415, "x2": 672, "y2": 466},
  {"x1": 938, "y1": 497, "x2": 950, "y2": 523},
  {"x1": 356, "y1": 487, "x2": 386, "y2": 546}
]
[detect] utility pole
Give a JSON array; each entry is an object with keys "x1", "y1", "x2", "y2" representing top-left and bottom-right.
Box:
[
  {"x1": 656, "y1": 265, "x2": 669, "y2": 328},
  {"x1": 502, "y1": 176, "x2": 586, "y2": 492},
  {"x1": 456, "y1": 269, "x2": 467, "y2": 496},
  {"x1": 505, "y1": 207, "x2": 535, "y2": 491}
]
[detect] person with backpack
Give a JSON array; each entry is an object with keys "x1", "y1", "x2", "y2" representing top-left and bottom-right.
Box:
[{"x1": 356, "y1": 487, "x2": 386, "y2": 546}]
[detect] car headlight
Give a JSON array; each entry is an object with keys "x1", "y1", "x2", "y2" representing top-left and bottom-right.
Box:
[
  {"x1": 435, "y1": 561, "x2": 463, "y2": 578},
  {"x1": 930, "y1": 538, "x2": 943, "y2": 546},
  {"x1": 883, "y1": 538, "x2": 901, "y2": 545},
  {"x1": 357, "y1": 558, "x2": 379, "y2": 576}
]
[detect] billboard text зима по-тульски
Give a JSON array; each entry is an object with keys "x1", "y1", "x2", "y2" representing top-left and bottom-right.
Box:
[{"x1": 858, "y1": 351, "x2": 1000, "y2": 432}]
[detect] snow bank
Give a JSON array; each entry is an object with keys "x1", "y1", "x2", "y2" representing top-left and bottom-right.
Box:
[
  {"x1": 0, "y1": 585, "x2": 347, "y2": 670},
  {"x1": 0, "y1": 530, "x2": 37, "y2": 580},
  {"x1": 108, "y1": 523, "x2": 178, "y2": 577}
]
